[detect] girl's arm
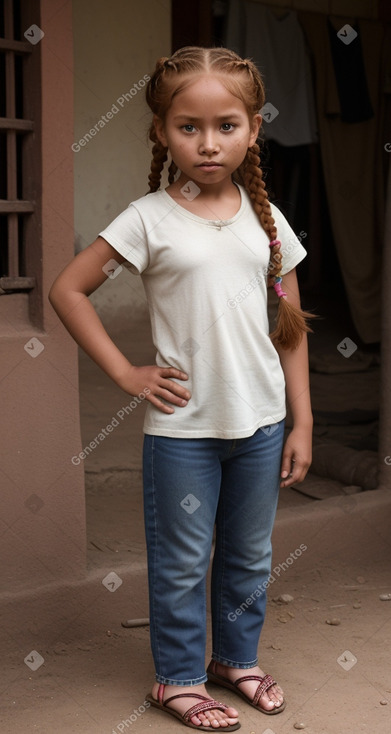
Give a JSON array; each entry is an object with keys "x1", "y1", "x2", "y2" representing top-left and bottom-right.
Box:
[
  {"x1": 48, "y1": 236, "x2": 191, "y2": 414},
  {"x1": 274, "y1": 268, "x2": 313, "y2": 488}
]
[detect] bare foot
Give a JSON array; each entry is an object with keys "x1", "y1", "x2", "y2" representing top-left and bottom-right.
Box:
[
  {"x1": 151, "y1": 682, "x2": 239, "y2": 728},
  {"x1": 212, "y1": 663, "x2": 284, "y2": 713}
]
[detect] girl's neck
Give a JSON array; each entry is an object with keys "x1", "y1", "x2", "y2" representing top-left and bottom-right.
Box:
[{"x1": 165, "y1": 177, "x2": 241, "y2": 221}]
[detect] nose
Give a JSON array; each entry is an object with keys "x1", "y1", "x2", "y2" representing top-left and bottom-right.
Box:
[{"x1": 199, "y1": 129, "x2": 219, "y2": 155}]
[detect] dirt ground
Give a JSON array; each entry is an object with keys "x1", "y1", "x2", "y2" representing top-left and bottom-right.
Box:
[{"x1": 1, "y1": 299, "x2": 391, "y2": 734}]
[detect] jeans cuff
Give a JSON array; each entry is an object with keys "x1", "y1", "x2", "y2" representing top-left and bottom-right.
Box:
[
  {"x1": 211, "y1": 654, "x2": 258, "y2": 669},
  {"x1": 155, "y1": 673, "x2": 208, "y2": 686}
]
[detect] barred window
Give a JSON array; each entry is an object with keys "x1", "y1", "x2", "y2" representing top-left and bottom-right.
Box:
[{"x1": 0, "y1": 0, "x2": 40, "y2": 303}]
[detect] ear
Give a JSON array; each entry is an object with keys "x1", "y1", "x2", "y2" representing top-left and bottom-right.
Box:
[
  {"x1": 154, "y1": 115, "x2": 168, "y2": 148},
  {"x1": 249, "y1": 113, "x2": 262, "y2": 148}
]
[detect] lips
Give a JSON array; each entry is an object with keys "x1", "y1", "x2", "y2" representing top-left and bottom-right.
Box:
[{"x1": 197, "y1": 162, "x2": 222, "y2": 171}]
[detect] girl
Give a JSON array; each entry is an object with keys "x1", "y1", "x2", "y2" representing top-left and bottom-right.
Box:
[{"x1": 49, "y1": 46, "x2": 313, "y2": 731}]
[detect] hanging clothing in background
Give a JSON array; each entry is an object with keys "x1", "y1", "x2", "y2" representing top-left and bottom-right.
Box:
[
  {"x1": 300, "y1": 12, "x2": 387, "y2": 343},
  {"x1": 225, "y1": 0, "x2": 317, "y2": 146},
  {"x1": 327, "y1": 19, "x2": 373, "y2": 123}
]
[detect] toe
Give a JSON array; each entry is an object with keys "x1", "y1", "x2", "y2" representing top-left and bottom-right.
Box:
[
  {"x1": 258, "y1": 685, "x2": 284, "y2": 711},
  {"x1": 190, "y1": 714, "x2": 206, "y2": 726},
  {"x1": 269, "y1": 683, "x2": 284, "y2": 704},
  {"x1": 193, "y1": 713, "x2": 210, "y2": 726},
  {"x1": 212, "y1": 717, "x2": 225, "y2": 728},
  {"x1": 206, "y1": 710, "x2": 228, "y2": 728},
  {"x1": 225, "y1": 705, "x2": 239, "y2": 718},
  {"x1": 259, "y1": 694, "x2": 277, "y2": 711},
  {"x1": 193, "y1": 708, "x2": 239, "y2": 728}
]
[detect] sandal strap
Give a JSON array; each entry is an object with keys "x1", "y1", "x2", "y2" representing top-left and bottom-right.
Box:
[
  {"x1": 233, "y1": 673, "x2": 274, "y2": 688},
  {"x1": 252, "y1": 675, "x2": 277, "y2": 706},
  {"x1": 157, "y1": 687, "x2": 229, "y2": 723},
  {"x1": 208, "y1": 663, "x2": 281, "y2": 710},
  {"x1": 233, "y1": 673, "x2": 276, "y2": 705},
  {"x1": 233, "y1": 674, "x2": 264, "y2": 688},
  {"x1": 183, "y1": 699, "x2": 228, "y2": 723},
  {"x1": 164, "y1": 692, "x2": 212, "y2": 707},
  {"x1": 157, "y1": 683, "x2": 165, "y2": 705}
]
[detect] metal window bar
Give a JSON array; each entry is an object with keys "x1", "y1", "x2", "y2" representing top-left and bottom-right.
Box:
[{"x1": 0, "y1": 0, "x2": 35, "y2": 293}]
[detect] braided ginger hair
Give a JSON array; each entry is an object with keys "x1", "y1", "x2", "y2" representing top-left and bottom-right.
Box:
[{"x1": 145, "y1": 46, "x2": 314, "y2": 350}]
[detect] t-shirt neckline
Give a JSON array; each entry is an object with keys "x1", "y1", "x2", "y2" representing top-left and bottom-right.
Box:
[{"x1": 160, "y1": 183, "x2": 246, "y2": 227}]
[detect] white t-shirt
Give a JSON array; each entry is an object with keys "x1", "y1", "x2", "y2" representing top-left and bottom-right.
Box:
[{"x1": 98, "y1": 184, "x2": 306, "y2": 438}]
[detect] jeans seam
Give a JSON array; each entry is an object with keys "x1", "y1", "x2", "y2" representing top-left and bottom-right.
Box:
[
  {"x1": 217, "y1": 488, "x2": 226, "y2": 658},
  {"x1": 150, "y1": 436, "x2": 161, "y2": 676}
]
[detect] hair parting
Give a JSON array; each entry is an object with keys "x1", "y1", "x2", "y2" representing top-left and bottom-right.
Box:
[{"x1": 145, "y1": 46, "x2": 315, "y2": 350}]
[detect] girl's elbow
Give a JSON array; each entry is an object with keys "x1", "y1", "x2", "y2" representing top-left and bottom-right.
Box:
[
  {"x1": 48, "y1": 281, "x2": 60, "y2": 306},
  {"x1": 48, "y1": 278, "x2": 68, "y2": 309}
]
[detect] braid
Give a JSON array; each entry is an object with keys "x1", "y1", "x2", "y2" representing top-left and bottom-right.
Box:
[
  {"x1": 239, "y1": 144, "x2": 315, "y2": 350},
  {"x1": 168, "y1": 160, "x2": 178, "y2": 184},
  {"x1": 147, "y1": 126, "x2": 167, "y2": 193},
  {"x1": 238, "y1": 144, "x2": 276, "y2": 241}
]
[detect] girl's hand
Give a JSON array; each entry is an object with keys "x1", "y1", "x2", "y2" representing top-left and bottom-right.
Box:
[
  {"x1": 49, "y1": 237, "x2": 191, "y2": 414},
  {"x1": 118, "y1": 364, "x2": 191, "y2": 414},
  {"x1": 280, "y1": 425, "x2": 312, "y2": 488}
]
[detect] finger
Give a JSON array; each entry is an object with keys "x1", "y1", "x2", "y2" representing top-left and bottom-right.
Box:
[
  {"x1": 280, "y1": 459, "x2": 309, "y2": 488},
  {"x1": 280, "y1": 451, "x2": 294, "y2": 480},
  {"x1": 146, "y1": 394, "x2": 175, "y2": 414},
  {"x1": 160, "y1": 367, "x2": 189, "y2": 381},
  {"x1": 160, "y1": 378, "x2": 191, "y2": 401},
  {"x1": 156, "y1": 386, "x2": 190, "y2": 406},
  {"x1": 280, "y1": 469, "x2": 298, "y2": 488}
]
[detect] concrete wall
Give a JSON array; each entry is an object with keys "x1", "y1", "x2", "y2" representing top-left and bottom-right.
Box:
[
  {"x1": 0, "y1": 0, "x2": 86, "y2": 595},
  {"x1": 0, "y1": 0, "x2": 171, "y2": 598},
  {"x1": 72, "y1": 0, "x2": 171, "y2": 330}
]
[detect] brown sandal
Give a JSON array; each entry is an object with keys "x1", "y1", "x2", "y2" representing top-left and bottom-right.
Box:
[
  {"x1": 146, "y1": 683, "x2": 241, "y2": 730},
  {"x1": 207, "y1": 661, "x2": 286, "y2": 715}
]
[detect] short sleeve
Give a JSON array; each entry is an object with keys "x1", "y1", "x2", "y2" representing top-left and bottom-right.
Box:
[
  {"x1": 270, "y1": 203, "x2": 307, "y2": 275},
  {"x1": 98, "y1": 204, "x2": 149, "y2": 274}
]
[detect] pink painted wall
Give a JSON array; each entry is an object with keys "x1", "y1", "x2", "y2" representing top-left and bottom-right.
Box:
[{"x1": 0, "y1": 0, "x2": 86, "y2": 594}]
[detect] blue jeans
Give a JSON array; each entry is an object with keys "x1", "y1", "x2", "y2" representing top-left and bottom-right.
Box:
[{"x1": 142, "y1": 421, "x2": 285, "y2": 686}]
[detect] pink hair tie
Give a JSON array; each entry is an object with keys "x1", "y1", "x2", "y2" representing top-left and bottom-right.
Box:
[
  {"x1": 269, "y1": 239, "x2": 281, "y2": 248},
  {"x1": 273, "y1": 276, "x2": 287, "y2": 299}
]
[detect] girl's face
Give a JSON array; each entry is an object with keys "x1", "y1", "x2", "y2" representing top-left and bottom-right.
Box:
[{"x1": 154, "y1": 75, "x2": 261, "y2": 190}]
